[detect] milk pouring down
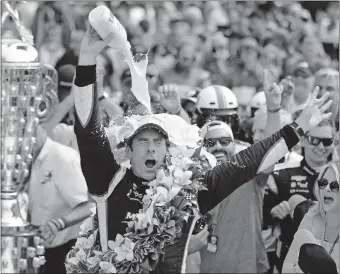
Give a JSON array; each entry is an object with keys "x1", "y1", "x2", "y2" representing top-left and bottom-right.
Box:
[
  {"x1": 88, "y1": 6, "x2": 152, "y2": 115},
  {"x1": 88, "y1": 6, "x2": 131, "y2": 52}
]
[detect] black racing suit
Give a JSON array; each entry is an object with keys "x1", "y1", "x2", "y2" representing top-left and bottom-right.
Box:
[
  {"x1": 263, "y1": 158, "x2": 319, "y2": 272},
  {"x1": 73, "y1": 65, "x2": 300, "y2": 273}
]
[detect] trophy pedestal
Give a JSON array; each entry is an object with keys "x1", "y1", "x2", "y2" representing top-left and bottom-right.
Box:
[
  {"x1": 2, "y1": 193, "x2": 39, "y2": 237},
  {"x1": 1, "y1": 235, "x2": 46, "y2": 273},
  {"x1": 1, "y1": 194, "x2": 45, "y2": 273}
]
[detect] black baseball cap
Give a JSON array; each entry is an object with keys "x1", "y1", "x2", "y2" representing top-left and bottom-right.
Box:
[
  {"x1": 293, "y1": 62, "x2": 313, "y2": 78},
  {"x1": 57, "y1": 64, "x2": 76, "y2": 101},
  {"x1": 299, "y1": 243, "x2": 338, "y2": 274},
  {"x1": 58, "y1": 64, "x2": 75, "y2": 89}
]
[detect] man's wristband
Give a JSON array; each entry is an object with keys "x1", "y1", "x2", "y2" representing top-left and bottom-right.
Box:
[
  {"x1": 50, "y1": 218, "x2": 67, "y2": 231},
  {"x1": 290, "y1": 121, "x2": 305, "y2": 138},
  {"x1": 58, "y1": 218, "x2": 67, "y2": 230},
  {"x1": 75, "y1": 65, "x2": 96, "y2": 87},
  {"x1": 267, "y1": 107, "x2": 282, "y2": 113}
]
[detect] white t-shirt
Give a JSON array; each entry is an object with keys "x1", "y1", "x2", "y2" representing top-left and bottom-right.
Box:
[{"x1": 29, "y1": 138, "x2": 89, "y2": 248}]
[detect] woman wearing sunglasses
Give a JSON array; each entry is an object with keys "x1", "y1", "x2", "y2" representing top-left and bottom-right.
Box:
[{"x1": 282, "y1": 161, "x2": 339, "y2": 273}]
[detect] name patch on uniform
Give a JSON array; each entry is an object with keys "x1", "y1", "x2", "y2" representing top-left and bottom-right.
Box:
[{"x1": 290, "y1": 175, "x2": 309, "y2": 194}]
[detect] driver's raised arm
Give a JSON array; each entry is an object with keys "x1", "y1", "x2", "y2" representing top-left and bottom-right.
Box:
[
  {"x1": 73, "y1": 29, "x2": 120, "y2": 197},
  {"x1": 73, "y1": 65, "x2": 119, "y2": 197}
]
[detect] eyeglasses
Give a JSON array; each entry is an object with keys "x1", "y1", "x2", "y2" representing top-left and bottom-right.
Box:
[
  {"x1": 306, "y1": 136, "x2": 334, "y2": 147},
  {"x1": 293, "y1": 71, "x2": 310, "y2": 79},
  {"x1": 204, "y1": 137, "x2": 233, "y2": 147},
  {"x1": 317, "y1": 178, "x2": 339, "y2": 192}
]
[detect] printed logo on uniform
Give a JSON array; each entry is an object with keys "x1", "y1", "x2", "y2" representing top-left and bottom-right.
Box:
[
  {"x1": 290, "y1": 175, "x2": 309, "y2": 194},
  {"x1": 41, "y1": 171, "x2": 53, "y2": 184}
]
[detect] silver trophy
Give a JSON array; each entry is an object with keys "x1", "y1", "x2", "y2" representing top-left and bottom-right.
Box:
[{"x1": 1, "y1": 2, "x2": 58, "y2": 273}]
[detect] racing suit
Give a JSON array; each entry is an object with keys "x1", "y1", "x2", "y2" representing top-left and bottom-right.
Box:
[
  {"x1": 73, "y1": 65, "x2": 300, "y2": 273},
  {"x1": 263, "y1": 158, "x2": 319, "y2": 272}
]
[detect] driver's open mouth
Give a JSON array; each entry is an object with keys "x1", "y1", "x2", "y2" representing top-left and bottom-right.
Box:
[{"x1": 145, "y1": 159, "x2": 156, "y2": 168}]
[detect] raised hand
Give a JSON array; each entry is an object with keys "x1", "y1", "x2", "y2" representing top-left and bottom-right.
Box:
[
  {"x1": 271, "y1": 201, "x2": 291, "y2": 220},
  {"x1": 279, "y1": 76, "x2": 294, "y2": 98},
  {"x1": 279, "y1": 76, "x2": 294, "y2": 111},
  {"x1": 39, "y1": 221, "x2": 59, "y2": 244},
  {"x1": 263, "y1": 69, "x2": 282, "y2": 111},
  {"x1": 79, "y1": 26, "x2": 114, "y2": 65},
  {"x1": 158, "y1": 84, "x2": 181, "y2": 115},
  {"x1": 295, "y1": 86, "x2": 332, "y2": 133}
]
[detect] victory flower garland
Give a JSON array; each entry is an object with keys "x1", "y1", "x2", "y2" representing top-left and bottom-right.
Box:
[{"x1": 65, "y1": 143, "x2": 214, "y2": 273}]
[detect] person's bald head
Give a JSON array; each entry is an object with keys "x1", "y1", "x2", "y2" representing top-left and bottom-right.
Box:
[{"x1": 201, "y1": 121, "x2": 235, "y2": 162}]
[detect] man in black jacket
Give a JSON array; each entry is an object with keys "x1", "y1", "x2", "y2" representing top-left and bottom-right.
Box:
[{"x1": 72, "y1": 25, "x2": 332, "y2": 273}]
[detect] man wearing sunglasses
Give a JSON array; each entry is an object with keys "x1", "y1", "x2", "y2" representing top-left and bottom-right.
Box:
[
  {"x1": 264, "y1": 119, "x2": 336, "y2": 272},
  {"x1": 201, "y1": 121, "x2": 248, "y2": 163},
  {"x1": 198, "y1": 72, "x2": 293, "y2": 273}
]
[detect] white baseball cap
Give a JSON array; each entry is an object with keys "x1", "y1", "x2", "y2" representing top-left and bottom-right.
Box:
[{"x1": 201, "y1": 121, "x2": 234, "y2": 140}]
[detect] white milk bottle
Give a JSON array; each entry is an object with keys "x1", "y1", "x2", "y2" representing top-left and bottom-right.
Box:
[{"x1": 88, "y1": 6, "x2": 131, "y2": 53}]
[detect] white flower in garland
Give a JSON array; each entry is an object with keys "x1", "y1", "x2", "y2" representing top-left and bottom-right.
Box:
[
  {"x1": 79, "y1": 216, "x2": 94, "y2": 235},
  {"x1": 75, "y1": 230, "x2": 97, "y2": 249},
  {"x1": 99, "y1": 261, "x2": 117, "y2": 273},
  {"x1": 173, "y1": 168, "x2": 192, "y2": 186}
]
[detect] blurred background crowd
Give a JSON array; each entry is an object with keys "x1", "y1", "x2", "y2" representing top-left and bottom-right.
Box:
[
  {"x1": 2, "y1": 1, "x2": 339, "y2": 122},
  {"x1": 2, "y1": 1, "x2": 339, "y2": 274}
]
